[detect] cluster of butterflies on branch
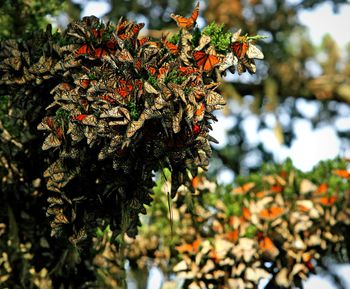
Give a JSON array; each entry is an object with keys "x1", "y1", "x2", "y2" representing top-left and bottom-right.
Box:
[
  {"x1": 0, "y1": 2, "x2": 264, "y2": 241},
  {"x1": 125, "y1": 160, "x2": 350, "y2": 289}
]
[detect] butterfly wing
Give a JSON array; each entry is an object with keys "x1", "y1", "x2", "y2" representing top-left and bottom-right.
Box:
[
  {"x1": 203, "y1": 54, "x2": 220, "y2": 72},
  {"x1": 231, "y1": 41, "x2": 249, "y2": 59},
  {"x1": 247, "y1": 43, "x2": 264, "y2": 59}
]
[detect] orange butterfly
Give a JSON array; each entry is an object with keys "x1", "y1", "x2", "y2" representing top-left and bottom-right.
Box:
[
  {"x1": 94, "y1": 47, "x2": 107, "y2": 59},
  {"x1": 193, "y1": 50, "x2": 220, "y2": 72},
  {"x1": 259, "y1": 236, "x2": 279, "y2": 259},
  {"x1": 116, "y1": 79, "x2": 133, "y2": 98},
  {"x1": 333, "y1": 169, "x2": 350, "y2": 180},
  {"x1": 75, "y1": 44, "x2": 92, "y2": 56},
  {"x1": 230, "y1": 40, "x2": 249, "y2": 59},
  {"x1": 161, "y1": 36, "x2": 179, "y2": 55},
  {"x1": 91, "y1": 28, "x2": 105, "y2": 38},
  {"x1": 315, "y1": 196, "x2": 337, "y2": 206},
  {"x1": 170, "y1": 1, "x2": 199, "y2": 30},
  {"x1": 179, "y1": 66, "x2": 199, "y2": 76},
  {"x1": 259, "y1": 206, "x2": 285, "y2": 221},
  {"x1": 176, "y1": 238, "x2": 202, "y2": 254}
]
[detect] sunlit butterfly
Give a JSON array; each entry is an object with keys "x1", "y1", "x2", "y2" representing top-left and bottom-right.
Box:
[
  {"x1": 246, "y1": 43, "x2": 264, "y2": 59},
  {"x1": 193, "y1": 50, "x2": 220, "y2": 73},
  {"x1": 179, "y1": 66, "x2": 199, "y2": 76},
  {"x1": 176, "y1": 238, "x2": 202, "y2": 254},
  {"x1": 259, "y1": 206, "x2": 285, "y2": 221},
  {"x1": 170, "y1": 1, "x2": 199, "y2": 30},
  {"x1": 161, "y1": 36, "x2": 179, "y2": 55},
  {"x1": 231, "y1": 40, "x2": 249, "y2": 59}
]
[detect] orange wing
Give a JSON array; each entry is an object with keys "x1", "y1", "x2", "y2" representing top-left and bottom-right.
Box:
[
  {"x1": 231, "y1": 41, "x2": 249, "y2": 59},
  {"x1": 170, "y1": 1, "x2": 199, "y2": 30},
  {"x1": 75, "y1": 44, "x2": 92, "y2": 56},
  {"x1": 193, "y1": 51, "x2": 220, "y2": 72},
  {"x1": 161, "y1": 37, "x2": 179, "y2": 55},
  {"x1": 259, "y1": 206, "x2": 285, "y2": 221}
]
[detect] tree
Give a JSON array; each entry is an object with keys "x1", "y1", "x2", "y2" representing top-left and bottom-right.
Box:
[{"x1": 1, "y1": 0, "x2": 349, "y2": 288}]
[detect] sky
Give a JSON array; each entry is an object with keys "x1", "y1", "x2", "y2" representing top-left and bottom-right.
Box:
[{"x1": 79, "y1": 1, "x2": 350, "y2": 288}]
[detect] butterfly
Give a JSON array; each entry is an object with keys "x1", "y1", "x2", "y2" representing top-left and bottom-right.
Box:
[
  {"x1": 232, "y1": 182, "x2": 255, "y2": 195},
  {"x1": 93, "y1": 47, "x2": 108, "y2": 59},
  {"x1": 161, "y1": 36, "x2": 179, "y2": 55},
  {"x1": 170, "y1": 1, "x2": 199, "y2": 30},
  {"x1": 259, "y1": 236, "x2": 279, "y2": 259},
  {"x1": 231, "y1": 40, "x2": 249, "y2": 59},
  {"x1": 237, "y1": 58, "x2": 256, "y2": 74},
  {"x1": 193, "y1": 50, "x2": 220, "y2": 73},
  {"x1": 179, "y1": 66, "x2": 199, "y2": 76},
  {"x1": 116, "y1": 78, "x2": 133, "y2": 98},
  {"x1": 333, "y1": 169, "x2": 350, "y2": 180},
  {"x1": 259, "y1": 206, "x2": 285, "y2": 221},
  {"x1": 75, "y1": 44, "x2": 92, "y2": 56},
  {"x1": 176, "y1": 238, "x2": 202, "y2": 254}
]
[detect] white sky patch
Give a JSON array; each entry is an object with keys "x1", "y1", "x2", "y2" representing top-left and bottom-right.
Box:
[
  {"x1": 298, "y1": 3, "x2": 350, "y2": 48},
  {"x1": 81, "y1": 1, "x2": 111, "y2": 18},
  {"x1": 211, "y1": 113, "x2": 237, "y2": 148},
  {"x1": 289, "y1": 126, "x2": 341, "y2": 171}
]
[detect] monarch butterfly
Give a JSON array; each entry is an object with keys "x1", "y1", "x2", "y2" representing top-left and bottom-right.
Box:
[
  {"x1": 161, "y1": 36, "x2": 179, "y2": 55},
  {"x1": 193, "y1": 50, "x2": 220, "y2": 73},
  {"x1": 176, "y1": 238, "x2": 202, "y2": 254},
  {"x1": 246, "y1": 43, "x2": 264, "y2": 59},
  {"x1": 333, "y1": 169, "x2": 350, "y2": 179},
  {"x1": 179, "y1": 66, "x2": 199, "y2": 76},
  {"x1": 230, "y1": 40, "x2": 249, "y2": 59},
  {"x1": 259, "y1": 206, "x2": 285, "y2": 221},
  {"x1": 75, "y1": 44, "x2": 92, "y2": 56},
  {"x1": 237, "y1": 58, "x2": 256, "y2": 74},
  {"x1": 259, "y1": 236, "x2": 279, "y2": 259},
  {"x1": 116, "y1": 79, "x2": 133, "y2": 98},
  {"x1": 315, "y1": 196, "x2": 337, "y2": 206},
  {"x1": 91, "y1": 28, "x2": 105, "y2": 38},
  {"x1": 42, "y1": 133, "x2": 61, "y2": 150},
  {"x1": 117, "y1": 48, "x2": 133, "y2": 62},
  {"x1": 76, "y1": 78, "x2": 90, "y2": 89},
  {"x1": 232, "y1": 182, "x2": 255, "y2": 195},
  {"x1": 170, "y1": 1, "x2": 199, "y2": 30},
  {"x1": 94, "y1": 47, "x2": 107, "y2": 59}
]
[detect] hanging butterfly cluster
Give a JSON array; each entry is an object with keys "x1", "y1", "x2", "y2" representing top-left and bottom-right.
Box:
[
  {"x1": 0, "y1": 3, "x2": 264, "y2": 242},
  {"x1": 125, "y1": 160, "x2": 350, "y2": 289}
]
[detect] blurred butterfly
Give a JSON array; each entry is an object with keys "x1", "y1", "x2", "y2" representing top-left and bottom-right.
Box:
[
  {"x1": 237, "y1": 58, "x2": 256, "y2": 74},
  {"x1": 259, "y1": 206, "x2": 285, "y2": 221},
  {"x1": 232, "y1": 182, "x2": 255, "y2": 195},
  {"x1": 176, "y1": 238, "x2": 202, "y2": 254},
  {"x1": 333, "y1": 169, "x2": 350, "y2": 180},
  {"x1": 193, "y1": 50, "x2": 220, "y2": 73},
  {"x1": 170, "y1": 1, "x2": 199, "y2": 30},
  {"x1": 259, "y1": 236, "x2": 279, "y2": 259},
  {"x1": 94, "y1": 47, "x2": 108, "y2": 59}
]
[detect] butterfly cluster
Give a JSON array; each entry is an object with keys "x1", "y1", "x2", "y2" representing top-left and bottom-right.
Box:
[
  {"x1": 0, "y1": 3, "x2": 264, "y2": 244},
  {"x1": 124, "y1": 160, "x2": 350, "y2": 289},
  {"x1": 172, "y1": 162, "x2": 350, "y2": 289}
]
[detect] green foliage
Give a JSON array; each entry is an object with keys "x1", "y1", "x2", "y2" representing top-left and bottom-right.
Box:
[{"x1": 202, "y1": 22, "x2": 232, "y2": 52}]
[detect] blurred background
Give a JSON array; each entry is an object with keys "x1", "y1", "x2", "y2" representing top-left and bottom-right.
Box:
[{"x1": 1, "y1": 0, "x2": 350, "y2": 288}]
